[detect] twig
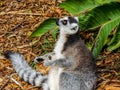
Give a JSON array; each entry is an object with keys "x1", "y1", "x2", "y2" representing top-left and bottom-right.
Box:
[
  {"x1": 0, "y1": 78, "x2": 10, "y2": 90},
  {"x1": 54, "y1": 0, "x2": 57, "y2": 6},
  {"x1": 0, "y1": 11, "x2": 46, "y2": 16},
  {"x1": 97, "y1": 80, "x2": 109, "y2": 90},
  {"x1": 26, "y1": 86, "x2": 41, "y2": 90},
  {"x1": 10, "y1": 20, "x2": 25, "y2": 31},
  {"x1": 17, "y1": 40, "x2": 39, "y2": 48},
  {"x1": 0, "y1": 56, "x2": 5, "y2": 59},
  {"x1": 0, "y1": 71, "x2": 13, "y2": 90},
  {"x1": 10, "y1": 73, "x2": 24, "y2": 90}
]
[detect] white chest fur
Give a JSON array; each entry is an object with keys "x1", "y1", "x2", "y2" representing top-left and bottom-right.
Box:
[
  {"x1": 48, "y1": 34, "x2": 66, "y2": 90},
  {"x1": 54, "y1": 34, "x2": 66, "y2": 58}
]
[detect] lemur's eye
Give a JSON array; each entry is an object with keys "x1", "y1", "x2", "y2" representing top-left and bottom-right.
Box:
[{"x1": 61, "y1": 20, "x2": 67, "y2": 25}]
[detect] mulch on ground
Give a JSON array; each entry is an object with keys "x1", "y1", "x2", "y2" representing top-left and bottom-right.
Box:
[{"x1": 0, "y1": 0, "x2": 120, "y2": 90}]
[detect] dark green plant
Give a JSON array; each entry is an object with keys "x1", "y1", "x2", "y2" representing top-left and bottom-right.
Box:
[{"x1": 31, "y1": 0, "x2": 120, "y2": 58}]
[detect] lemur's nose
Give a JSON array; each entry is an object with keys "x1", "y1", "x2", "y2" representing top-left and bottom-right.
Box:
[
  {"x1": 71, "y1": 26, "x2": 78, "y2": 31},
  {"x1": 56, "y1": 18, "x2": 60, "y2": 26}
]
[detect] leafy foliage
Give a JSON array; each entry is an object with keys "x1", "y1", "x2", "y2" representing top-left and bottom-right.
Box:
[
  {"x1": 31, "y1": 0, "x2": 120, "y2": 58},
  {"x1": 31, "y1": 18, "x2": 56, "y2": 37},
  {"x1": 60, "y1": 0, "x2": 97, "y2": 15},
  {"x1": 79, "y1": 2, "x2": 120, "y2": 30},
  {"x1": 107, "y1": 25, "x2": 120, "y2": 51},
  {"x1": 92, "y1": 16, "x2": 120, "y2": 58}
]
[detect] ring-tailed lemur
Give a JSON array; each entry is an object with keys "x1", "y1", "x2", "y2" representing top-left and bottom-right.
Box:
[{"x1": 4, "y1": 16, "x2": 97, "y2": 90}]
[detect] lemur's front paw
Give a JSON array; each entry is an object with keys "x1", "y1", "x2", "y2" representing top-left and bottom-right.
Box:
[
  {"x1": 34, "y1": 56, "x2": 44, "y2": 63},
  {"x1": 34, "y1": 54, "x2": 53, "y2": 63},
  {"x1": 44, "y1": 60, "x2": 53, "y2": 66},
  {"x1": 34, "y1": 52, "x2": 55, "y2": 63}
]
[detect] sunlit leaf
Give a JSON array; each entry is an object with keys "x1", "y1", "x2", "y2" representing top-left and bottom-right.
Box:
[
  {"x1": 79, "y1": 2, "x2": 120, "y2": 30},
  {"x1": 31, "y1": 18, "x2": 56, "y2": 37},
  {"x1": 107, "y1": 26, "x2": 120, "y2": 51},
  {"x1": 95, "y1": 0, "x2": 116, "y2": 5},
  {"x1": 92, "y1": 16, "x2": 120, "y2": 58},
  {"x1": 107, "y1": 41, "x2": 120, "y2": 51},
  {"x1": 60, "y1": 0, "x2": 97, "y2": 15}
]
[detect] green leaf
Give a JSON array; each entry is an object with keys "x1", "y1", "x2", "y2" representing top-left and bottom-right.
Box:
[
  {"x1": 51, "y1": 27, "x2": 59, "y2": 39},
  {"x1": 92, "y1": 16, "x2": 120, "y2": 58},
  {"x1": 31, "y1": 18, "x2": 56, "y2": 37},
  {"x1": 60, "y1": 0, "x2": 97, "y2": 15},
  {"x1": 107, "y1": 41, "x2": 120, "y2": 51},
  {"x1": 107, "y1": 26, "x2": 120, "y2": 51},
  {"x1": 108, "y1": 25, "x2": 120, "y2": 45},
  {"x1": 79, "y1": 2, "x2": 120, "y2": 30},
  {"x1": 60, "y1": 0, "x2": 116, "y2": 15},
  {"x1": 95, "y1": 0, "x2": 116, "y2": 5}
]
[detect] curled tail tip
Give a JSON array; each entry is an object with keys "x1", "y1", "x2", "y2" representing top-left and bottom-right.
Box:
[{"x1": 4, "y1": 50, "x2": 15, "y2": 59}]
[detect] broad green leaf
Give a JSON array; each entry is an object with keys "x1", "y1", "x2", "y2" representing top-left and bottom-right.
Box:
[
  {"x1": 79, "y1": 2, "x2": 120, "y2": 30},
  {"x1": 60, "y1": 0, "x2": 116, "y2": 15},
  {"x1": 31, "y1": 18, "x2": 56, "y2": 37},
  {"x1": 92, "y1": 16, "x2": 120, "y2": 58},
  {"x1": 60, "y1": 0, "x2": 97, "y2": 15}
]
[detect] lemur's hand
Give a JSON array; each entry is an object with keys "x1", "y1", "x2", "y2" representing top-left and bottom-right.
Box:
[
  {"x1": 34, "y1": 56, "x2": 45, "y2": 63},
  {"x1": 44, "y1": 60, "x2": 53, "y2": 66},
  {"x1": 34, "y1": 52, "x2": 55, "y2": 63}
]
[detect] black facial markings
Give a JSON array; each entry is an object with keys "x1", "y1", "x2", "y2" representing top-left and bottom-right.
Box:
[
  {"x1": 68, "y1": 16, "x2": 78, "y2": 24},
  {"x1": 61, "y1": 20, "x2": 68, "y2": 25},
  {"x1": 56, "y1": 18, "x2": 60, "y2": 26},
  {"x1": 71, "y1": 26, "x2": 78, "y2": 31}
]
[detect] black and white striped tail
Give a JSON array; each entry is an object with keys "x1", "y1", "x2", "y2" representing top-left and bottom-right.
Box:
[{"x1": 4, "y1": 51, "x2": 49, "y2": 89}]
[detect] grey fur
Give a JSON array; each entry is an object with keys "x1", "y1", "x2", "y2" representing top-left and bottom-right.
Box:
[
  {"x1": 4, "y1": 51, "x2": 49, "y2": 90},
  {"x1": 5, "y1": 16, "x2": 97, "y2": 90},
  {"x1": 35, "y1": 16, "x2": 97, "y2": 90}
]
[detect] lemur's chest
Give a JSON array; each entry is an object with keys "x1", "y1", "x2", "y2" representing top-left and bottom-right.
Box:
[
  {"x1": 48, "y1": 35, "x2": 66, "y2": 90},
  {"x1": 54, "y1": 35, "x2": 67, "y2": 58}
]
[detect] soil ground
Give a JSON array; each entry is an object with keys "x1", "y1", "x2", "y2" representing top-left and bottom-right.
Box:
[{"x1": 0, "y1": 0, "x2": 120, "y2": 90}]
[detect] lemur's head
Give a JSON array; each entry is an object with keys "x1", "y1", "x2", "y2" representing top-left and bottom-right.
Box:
[{"x1": 56, "y1": 16, "x2": 79, "y2": 35}]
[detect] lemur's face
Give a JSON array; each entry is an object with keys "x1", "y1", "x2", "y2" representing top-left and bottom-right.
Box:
[{"x1": 56, "y1": 16, "x2": 79, "y2": 35}]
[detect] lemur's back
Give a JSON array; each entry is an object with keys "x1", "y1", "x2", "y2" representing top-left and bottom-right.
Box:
[
  {"x1": 63, "y1": 38, "x2": 96, "y2": 72},
  {"x1": 60, "y1": 38, "x2": 96, "y2": 90}
]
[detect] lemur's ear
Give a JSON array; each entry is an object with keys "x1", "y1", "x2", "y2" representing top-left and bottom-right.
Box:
[
  {"x1": 56, "y1": 18, "x2": 60, "y2": 26},
  {"x1": 74, "y1": 17, "x2": 79, "y2": 22}
]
